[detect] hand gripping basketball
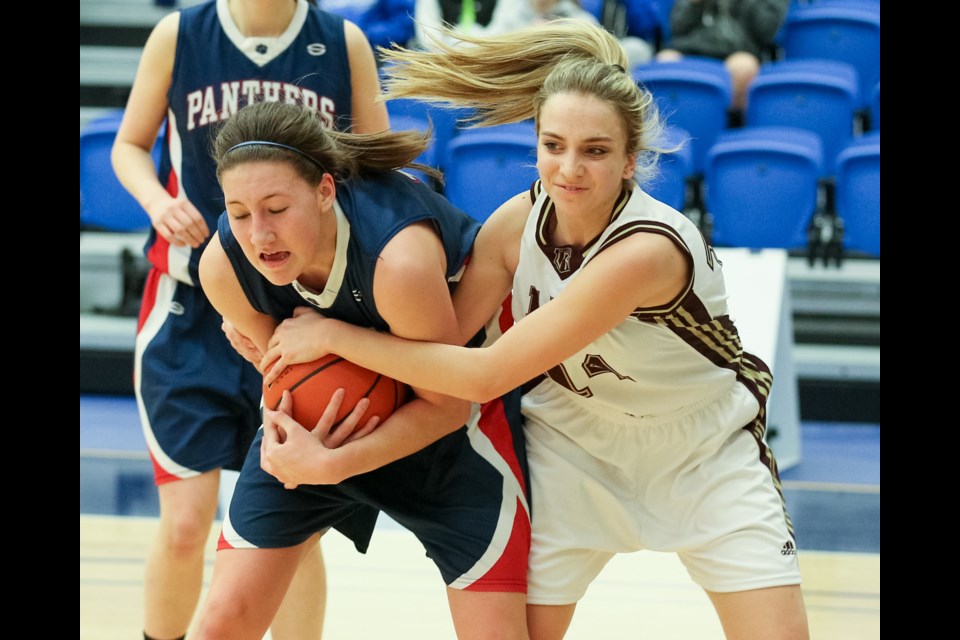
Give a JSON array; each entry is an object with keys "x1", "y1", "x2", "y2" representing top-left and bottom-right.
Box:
[{"x1": 263, "y1": 354, "x2": 410, "y2": 432}]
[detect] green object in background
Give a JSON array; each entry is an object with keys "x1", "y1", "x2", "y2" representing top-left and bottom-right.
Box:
[{"x1": 460, "y1": 0, "x2": 475, "y2": 33}]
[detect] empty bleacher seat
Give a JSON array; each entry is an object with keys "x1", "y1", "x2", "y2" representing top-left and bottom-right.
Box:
[
  {"x1": 834, "y1": 131, "x2": 879, "y2": 257},
  {"x1": 868, "y1": 81, "x2": 879, "y2": 130},
  {"x1": 779, "y1": 0, "x2": 880, "y2": 109},
  {"x1": 443, "y1": 122, "x2": 539, "y2": 223},
  {"x1": 386, "y1": 97, "x2": 467, "y2": 173},
  {"x1": 80, "y1": 112, "x2": 161, "y2": 232},
  {"x1": 644, "y1": 125, "x2": 692, "y2": 212},
  {"x1": 704, "y1": 126, "x2": 822, "y2": 250},
  {"x1": 746, "y1": 59, "x2": 859, "y2": 177},
  {"x1": 632, "y1": 57, "x2": 732, "y2": 176}
]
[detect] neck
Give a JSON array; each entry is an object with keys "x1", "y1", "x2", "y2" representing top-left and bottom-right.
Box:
[
  {"x1": 298, "y1": 204, "x2": 339, "y2": 292},
  {"x1": 551, "y1": 195, "x2": 621, "y2": 249},
  {"x1": 228, "y1": 0, "x2": 299, "y2": 38}
]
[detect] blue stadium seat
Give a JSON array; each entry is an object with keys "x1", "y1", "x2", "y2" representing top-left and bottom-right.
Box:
[
  {"x1": 780, "y1": 1, "x2": 880, "y2": 109},
  {"x1": 868, "y1": 81, "x2": 879, "y2": 130},
  {"x1": 645, "y1": 125, "x2": 692, "y2": 212},
  {"x1": 80, "y1": 112, "x2": 161, "y2": 232},
  {"x1": 704, "y1": 126, "x2": 822, "y2": 250},
  {"x1": 745, "y1": 59, "x2": 859, "y2": 176},
  {"x1": 632, "y1": 57, "x2": 732, "y2": 176},
  {"x1": 580, "y1": 0, "x2": 604, "y2": 20},
  {"x1": 835, "y1": 131, "x2": 879, "y2": 257},
  {"x1": 386, "y1": 97, "x2": 467, "y2": 173},
  {"x1": 444, "y1": 122, "x2": 539, "y2": 223},
  {"x1": 386, "y1": 114, "x2": 439, "y2": 187}
]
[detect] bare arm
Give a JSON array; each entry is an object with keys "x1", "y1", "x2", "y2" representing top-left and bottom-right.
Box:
[
  {"x1": 318, "y1": 229, "x2": 690, "y2": 403},
  {"x1": 344, "y1": 20, "x2": 390, "y2": 133},
  {"x1": 261, "y1": 222, "x2": 474, "y2": 484},
  {"x1": 449, "y1": 191, "x2": 529, "y2": 345},
  {"x1": 198, "y1": 234, "x2": 277, "y2": 359},
  {"x1": 110, "y1": 12, "x2": 209, "y2": 248}
]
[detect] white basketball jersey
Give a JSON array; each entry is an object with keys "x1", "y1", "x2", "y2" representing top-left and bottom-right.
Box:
[{"x1": 512, "y1": 182, "x2": 772, "y2": 419}]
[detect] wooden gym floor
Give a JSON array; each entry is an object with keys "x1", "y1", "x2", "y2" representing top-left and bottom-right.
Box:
[{"x1": 80, "y1": 513, "x2": 879, "y2": 640}]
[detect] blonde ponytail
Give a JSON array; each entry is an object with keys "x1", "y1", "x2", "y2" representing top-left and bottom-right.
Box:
[{"x1": 380, "y1": 19, "x2": 666, "y2": 185}]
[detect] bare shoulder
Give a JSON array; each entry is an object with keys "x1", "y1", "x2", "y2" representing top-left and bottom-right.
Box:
[
  {"x1": 378, "y1": 221, "x2": 447, "y2": 281},
  {"x1": 148, "y1": 11, "x2": 181, "y2": 50},
  {"x1": 343, "y1": 18, "x2": 374, "y2": 53},
  {"x1": 198, "y1": 233, "x2": 232, "y2": 291},
  {"x1": 476, "y1": 190, "x2": 531, "y2": 272}
]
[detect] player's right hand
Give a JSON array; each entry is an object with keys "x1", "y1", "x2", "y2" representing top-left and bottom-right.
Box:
[
  {"x1": 221, "y1": 320, "x2": 264, "y2": 370},
  {"x1": 146, "y1": 195, "x2": 210, "y2": 248}
]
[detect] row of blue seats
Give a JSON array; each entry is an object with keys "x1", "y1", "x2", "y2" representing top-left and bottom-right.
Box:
[
  {"x1": 79, "y1": 105, "x2": 879, "y2": 258},
  {"x1": 635, "y1": 56, "x2": 879, "y2": 177},
  {"x1": 392, "y1": 117, "x2": 879, "y2": 258},
  {"x1": 776, "y1": 0, "x2": 880, "y2": 106}
]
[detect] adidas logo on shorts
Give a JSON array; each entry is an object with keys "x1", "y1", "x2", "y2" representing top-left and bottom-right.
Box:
[{"x1": 781, "y1": 540, "x2": 796, "y2": 556}]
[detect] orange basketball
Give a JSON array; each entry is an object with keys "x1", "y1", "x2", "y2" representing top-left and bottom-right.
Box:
[{"x1": 262, "y1": 354, "x2": 410, "y2": 432}]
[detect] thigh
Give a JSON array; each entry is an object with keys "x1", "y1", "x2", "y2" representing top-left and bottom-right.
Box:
[
  {"x1": 447, "y1": 589, "x2": 528, "y2": 640},
  {"x1": 706, "y1": 585, "x2": 809, "y2": 640},
  {"x1": 197, "y1": 539, "x2": 315, "y2": 640},
  {"x1": 527, "y1": 603, "x2": 577, "y2": 640}
]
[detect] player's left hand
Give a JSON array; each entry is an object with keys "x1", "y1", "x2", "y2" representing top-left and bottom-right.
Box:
[
  {"x1": 261, "y1": 307, "x2": 331, "y2": 386},
  {"x1": 260, "y1": 390, "x2": 379, "y2": 488}
]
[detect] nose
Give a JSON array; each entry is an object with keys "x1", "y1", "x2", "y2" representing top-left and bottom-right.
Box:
[
  {"x1": 251, "y1": 214, "x2": 276, "y2": 248},
  {"x1": 559, "y1": 150, "x2": 582, "y2": 178}
]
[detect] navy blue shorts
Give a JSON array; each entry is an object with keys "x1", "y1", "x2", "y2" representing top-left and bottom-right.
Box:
[
  {"x1": 220, "y1": 390, "x2": 531, "y2": 592},
  {"x1": 135, "y1": 270, "x2": 262, "y2": 484}
]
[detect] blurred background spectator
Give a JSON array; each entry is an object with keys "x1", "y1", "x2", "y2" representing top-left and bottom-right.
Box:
[{"x1": 657, "y1": 0, "x2": 789, "y2": 114}]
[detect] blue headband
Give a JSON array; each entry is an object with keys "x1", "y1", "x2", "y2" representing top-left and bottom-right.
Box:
[{"x1": 225, "y1": 140, "x2": 325, "y2": 170}]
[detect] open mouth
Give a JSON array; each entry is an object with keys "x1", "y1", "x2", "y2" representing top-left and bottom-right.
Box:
[{"x1": 260, "y1": 251, "x2": 290, "y2": 265}]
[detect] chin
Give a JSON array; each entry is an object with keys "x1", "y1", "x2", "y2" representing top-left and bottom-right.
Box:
[{"x1": 256, "y1": 268, "x2": 295, "y2": 287}]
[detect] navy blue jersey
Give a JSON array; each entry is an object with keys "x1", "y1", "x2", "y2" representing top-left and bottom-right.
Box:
[
  {"x1": 218, "y1": 170, "x2": 481, "y2": 329},
  {"x1": 149, "y1": 0, "x2": 354, "y2": 285}
]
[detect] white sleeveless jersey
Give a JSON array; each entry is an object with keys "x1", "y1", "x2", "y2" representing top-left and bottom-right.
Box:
[{"x1": 512, "y1": 181, "x2": 773, "y2": 419}]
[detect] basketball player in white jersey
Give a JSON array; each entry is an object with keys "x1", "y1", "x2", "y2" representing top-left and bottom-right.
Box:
[{"x1": 258, "y1": 20, "x2": 810, "y2": 640}]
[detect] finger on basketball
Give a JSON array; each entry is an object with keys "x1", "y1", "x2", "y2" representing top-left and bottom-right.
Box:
[
  {"x1": 314, "y1": 388, "x2": 347, "y2": 439},
  {"x1": 342, "y1": 415, "x2": 381, "y2": 447},
  {"x1": 324, "y1": 397, "x2": 370, "y2": 448}
]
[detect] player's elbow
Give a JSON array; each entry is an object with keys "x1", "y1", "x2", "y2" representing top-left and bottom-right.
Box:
[
  {"x1": 429, "y1": 395, "x2": 472, "y2": 431},
  {"x1": 468, "y1": 375, "x2": 512, "y2": 405},
  {"x1": 462, "y1": 350, "x2": 516, "y2": 404}
]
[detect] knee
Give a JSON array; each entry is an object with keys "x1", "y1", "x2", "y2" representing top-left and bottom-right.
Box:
[
  {"x1": 656, "y1": 49, "x2": 683, "y2": 62},
  {"x1": 725, "y1": 52, "x2": 760, "y2": 86},
  {"x1": 192, "y1": 593, "x2": 247, "y2": 640},
  {"x1": 159, "y1": 512, "x2": 213, "y2": 558}
]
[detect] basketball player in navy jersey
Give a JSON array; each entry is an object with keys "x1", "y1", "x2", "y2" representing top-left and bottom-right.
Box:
[
  {"x1": 264, "y1": 21, "x2": 810, "y2": 640},
  {"x1": 111, "y1": 1, "x2": 388, "y2": 638},
  {"x1": 191, "y1": 100, "x2": 530, "y2": 639}
]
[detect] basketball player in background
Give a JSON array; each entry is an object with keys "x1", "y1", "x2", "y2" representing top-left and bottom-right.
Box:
[{"x1": 110, "y1": 1, "x2": 388, "y2": 638}]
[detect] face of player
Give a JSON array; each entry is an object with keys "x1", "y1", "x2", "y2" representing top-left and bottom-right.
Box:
[
  {"x1": 222, "y1": 160, "x2": 336, "y2": 288},
  {"x1": 536, "y1": 92, "x2": 637, "y2": 223}
]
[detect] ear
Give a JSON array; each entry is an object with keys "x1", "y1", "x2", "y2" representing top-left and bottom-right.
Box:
[
  {"x1": 316, "y1": 172, "x2": 336, "y2": 210},
  {"x1": 622, "y1": 152, "x2": 638, "y2": 180}
]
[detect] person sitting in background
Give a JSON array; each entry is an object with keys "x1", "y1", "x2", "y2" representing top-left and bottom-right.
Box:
[
  {"x1": 657, "y1": 0, "x2": 789, "y2": 115},
  {"x1": 525, "y1": 0, "x2": 657, "y2": 68},
  {"x1": 412, "y1": 0, "x2": 527, "y2": 48}
]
